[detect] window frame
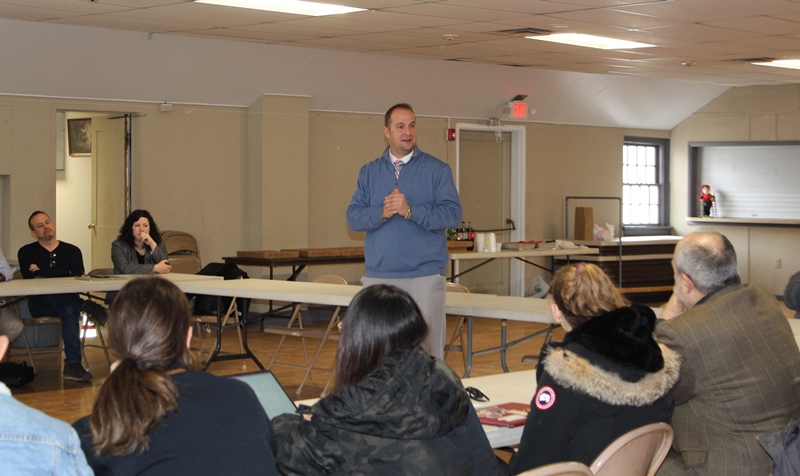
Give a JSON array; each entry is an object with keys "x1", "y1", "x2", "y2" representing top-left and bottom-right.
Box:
[{"x1": 622, "y1": 136, "x2": 670, "y2": 235}]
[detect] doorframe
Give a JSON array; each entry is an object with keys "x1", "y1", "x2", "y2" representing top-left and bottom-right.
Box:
[{"x1": 455, "y1": 123, "x2": 526, "y2": 296}]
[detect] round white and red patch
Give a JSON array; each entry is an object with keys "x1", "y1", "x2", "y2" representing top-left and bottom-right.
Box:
[{"x1": 535, "y1": 386, "x2": 556, "y2": 410}]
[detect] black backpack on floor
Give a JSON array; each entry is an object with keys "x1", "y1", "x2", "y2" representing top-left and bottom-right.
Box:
[
  {"x1": 191, "y1": 262, "x2": 249, "y2": 316},
  {"x1": 0, "y1": 361, "x2": 35, "y2": 388}
]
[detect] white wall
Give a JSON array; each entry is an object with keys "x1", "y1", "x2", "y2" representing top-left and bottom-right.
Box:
[
  {"x1": 0, "y1": 18, "x2": 726, "y2": 131},
  {"x1": 671, "y1": 85, "x2": 800, "y2": 295}
]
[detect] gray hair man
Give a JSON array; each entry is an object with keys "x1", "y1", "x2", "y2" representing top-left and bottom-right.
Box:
[{"x1": 656, "y1": 231, "x2": 800, "y2": 475}]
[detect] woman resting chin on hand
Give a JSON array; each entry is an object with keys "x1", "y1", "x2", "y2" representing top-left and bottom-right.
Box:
[{"x1": 111, "y1": 210, "x2": 172, "y2": 275}]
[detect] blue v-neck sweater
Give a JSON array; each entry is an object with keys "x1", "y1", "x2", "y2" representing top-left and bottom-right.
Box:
[{"x1": 346, "y1": 146, "x2": 462, "y2": 278}]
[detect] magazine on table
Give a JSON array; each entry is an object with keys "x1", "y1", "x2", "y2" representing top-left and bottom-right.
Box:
[{"x1": 476, "y1": 402, "x2": 530, "y2": 428}]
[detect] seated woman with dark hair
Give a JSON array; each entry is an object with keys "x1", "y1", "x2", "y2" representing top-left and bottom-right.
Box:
[
  {"x1": 509, "y1": 263, "x2": 679, "y2": 474},
  {"x1": 72, "y1": 278, "x2": 278, "y2": 475},
  {"x1": 272, "y1": 284, "x2": 503, "y2": 476},
  {"x1": 111, "y1": 209, "x2": 171, "y2": 274}
]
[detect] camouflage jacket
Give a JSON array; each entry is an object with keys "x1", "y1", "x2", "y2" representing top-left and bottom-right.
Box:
[{"x1": 272, "y1": 346, "x2": 503, "y2": 475}]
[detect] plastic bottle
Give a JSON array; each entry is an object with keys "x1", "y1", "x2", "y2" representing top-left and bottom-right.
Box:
[
  {"x1": 467, "y1": 221, "x2": 475, "y2": 241},
  {"x1": 457, "y1": 221, "x2": 466, "y2": 240}
]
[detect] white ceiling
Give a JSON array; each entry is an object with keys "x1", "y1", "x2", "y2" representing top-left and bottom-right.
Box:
[{"x1": 4, "y1": 0, "x2": 800, "y2": 87}]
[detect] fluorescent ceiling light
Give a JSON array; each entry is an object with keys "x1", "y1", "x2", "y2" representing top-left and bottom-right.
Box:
[
  {"x1": 195, "y1": 0, "x2": 365, "y2": 16},
  {"x1": 753, "y1": 59, "x2": 800, "y2": 70},
  {"x1": 526, "y1": 33, "x2": 655, "y2": 50}
]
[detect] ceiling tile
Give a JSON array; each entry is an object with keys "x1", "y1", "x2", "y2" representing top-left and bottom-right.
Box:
[{"x1": 0, "y1": 0, "x2": 800, "y2": 86}]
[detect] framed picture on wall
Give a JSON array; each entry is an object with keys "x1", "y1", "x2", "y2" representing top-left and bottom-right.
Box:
[{"x1": 67, "y1": 118, "x2": 92, "y2": 156}]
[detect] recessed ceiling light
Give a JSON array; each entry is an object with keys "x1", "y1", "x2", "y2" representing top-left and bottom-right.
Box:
[
  {"x1": 525, "y1": 33, "x2": 654, "y2": 50},
  {"x1": 753, "y1": 59, "x2": 800, "y2": 70},
  {"x1": 194, "y1": 0, "x2": 364, "y2": 16}
]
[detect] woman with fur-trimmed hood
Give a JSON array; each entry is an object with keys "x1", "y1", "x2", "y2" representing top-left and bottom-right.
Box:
[{"x1": 509, "y1": 263, "x2": 680, "y2": 474}]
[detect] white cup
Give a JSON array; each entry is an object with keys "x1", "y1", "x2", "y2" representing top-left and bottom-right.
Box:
[
  {"x1": 488, "y1": 233, "x2": 498, "y2": 252},
  {"x1": 475, "y1": 233, "x2": 485, "y2": 252}
]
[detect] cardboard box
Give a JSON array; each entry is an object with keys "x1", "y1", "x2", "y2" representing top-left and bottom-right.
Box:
[
  {"x1": 574, "y1": 207, "x2": 594, "y2": 241},
  {"x1": 338, "y1": 247, "x2": 365, "y2": 257},
  {"x1": 282, "y1": 248, "x2": 342, "y2": 258},
  {"x1": 447, "y1": 240, "x2": 473, "y2": 252},
  {"x1": 236, "y1": 250, "x2": 300, "y2": 259}
]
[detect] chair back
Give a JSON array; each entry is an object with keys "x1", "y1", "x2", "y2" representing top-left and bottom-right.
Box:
[
  {"x1": 517, "y1": 461, "x2": 593, "y2": 476},
  {"x1": 446, "y1": 282, "x2": 470, "y2": 294},
  {"x1": 313, "y1": 275, "x2": 348, "y2": 286},
  {"x1": 160, "y1": 230, "x2": 202, "y2": 274},
  {"x1": 590, "y1": 422, "x2": 674, "y2": 476}
]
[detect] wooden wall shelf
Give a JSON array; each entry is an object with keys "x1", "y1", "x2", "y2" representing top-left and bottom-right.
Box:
[{"x1": 686, "y1": 217, "x2": 800, "y2": 227}]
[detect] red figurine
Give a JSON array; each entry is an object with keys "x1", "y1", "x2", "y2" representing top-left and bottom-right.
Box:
[{"x1": 699, "y1": 184, "x2": 715, "y2": 217}]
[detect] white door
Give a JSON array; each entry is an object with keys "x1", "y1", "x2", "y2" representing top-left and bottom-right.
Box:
[
  {"x1": 90, "y1": 116, "x2": 126, "y2": 270},
  {"x1": 456, "y1": 125, "x2": 526, "y2": 295},
  {"x1": 457, "y1": 130, "x2": 511, "y2": 295}
]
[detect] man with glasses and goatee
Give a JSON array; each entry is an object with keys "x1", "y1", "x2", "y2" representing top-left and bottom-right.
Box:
[{"x1": 17, "y1": 211, "x2": 92, "y2": 382}]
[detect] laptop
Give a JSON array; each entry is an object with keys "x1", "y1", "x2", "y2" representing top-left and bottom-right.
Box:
[{"x1": 229, "y1": 370, "x2": 299, "y2": 418}]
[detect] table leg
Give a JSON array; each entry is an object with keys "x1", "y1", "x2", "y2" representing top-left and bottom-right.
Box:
[
  {"x1": 238, "y1": 298, "x2": 264, "y2": 369},
  {"x1": 201, "y1": 296, "x2": 225, "y2": 371},
  {"x1": 288, "y1": 265, "x2": 306, "y2": 281},
  {"x1": 464, "y1": 315, "x2": 474, "y2": 378},
  {"x1": 463, "y1": 322, "x2": 555, "y2": 377},
  {"x1": 500, "y1": 319, "x2": 509, "y2": 373},
  {"x1": 201, "y1": 297, "x2": 264, "y2": 371}
]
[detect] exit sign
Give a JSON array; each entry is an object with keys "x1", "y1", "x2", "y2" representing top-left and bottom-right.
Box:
[{"x1": 511, "y1": 101, "x2": 527, "y2": 118}]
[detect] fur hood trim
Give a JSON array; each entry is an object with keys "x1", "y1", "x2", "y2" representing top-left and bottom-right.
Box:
[{"x1": 543, "y1": 343, "x2": 680, "y2": 407}]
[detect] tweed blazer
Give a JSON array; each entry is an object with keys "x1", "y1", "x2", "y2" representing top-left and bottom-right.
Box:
[
  {"x1": 111, "y1": 239, "x2": 168, "y2": 274},
  {"x1": 656, "y1": 283, "x2": 800, "y2": 476}
]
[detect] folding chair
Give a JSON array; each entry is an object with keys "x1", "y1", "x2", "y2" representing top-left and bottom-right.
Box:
[
  {"x1": 443, "y1": 282, "x2": 470, "y2": 369},
  {"x1": 6, "y1": 271, "x2": 63, "y2": 373},
  {"x1": 590, "y1": 422, "x2": 674, "y2": 476},
  {"x1": 160, "y1": 230, "x2": 202, "y2": 274},
  {"x1": 264, "y1": 275, "x2": 347, "y2": 396},
  {"x1": 8, "y1": 313, "x2": 62, "y2": 374},
  {"x1": 517, "y1": 461, "x2": 593, "y2": 476},
  {"x1": 80, "y1": 268, "x2": 113, "y2": 371},
  {"x1": 191, "y1": 287, "x2": 245, "y2": 368}
]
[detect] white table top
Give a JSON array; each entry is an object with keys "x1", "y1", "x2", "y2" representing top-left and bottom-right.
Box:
[
  {"x1": 0, "y1": 276, "x2": 127, "y2": 297},
  {"x1": 1, "y1": 275, "x2": 555, "y2": 327},
  {"x1": 296, "y1": 369, "x2": 537, "y2": 449},
  {"x1": 177, "y1": 280, "x2": 556, "y2": 324},
  {"x1": 177, "y1": 279, "x2": 363, "y2": 306},
  {"x1": 449, "y1": 247, "x2": 599, "y2": 261},
  {"x1": 464, "y1": 369, "x2": 537, "y2": 448},
  {"x1": 445, "y1": 294, "x2": 555, "y2": 324},
  {"x1": 0, "y1": 273, "x2": 221, "y2": 298},
  {"x1": 574, "y1": 236, "x2": 682, "y2": 246}
]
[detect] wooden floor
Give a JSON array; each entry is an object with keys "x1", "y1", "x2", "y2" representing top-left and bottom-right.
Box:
[{"x1": 11, "y1": 314, "x2": 566, "y2": 425}]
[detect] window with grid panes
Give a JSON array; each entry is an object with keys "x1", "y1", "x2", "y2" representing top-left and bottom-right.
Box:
[{"x1": 623, "y1": 138, "x2": 669, "y2": 227}]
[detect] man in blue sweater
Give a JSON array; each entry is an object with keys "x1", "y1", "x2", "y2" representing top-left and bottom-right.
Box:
[{"x1": 346, "y1": 103, "x2": 462, "y2": 359}]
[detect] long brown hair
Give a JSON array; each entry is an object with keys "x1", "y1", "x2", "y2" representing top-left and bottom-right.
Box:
[
  {"x1": 89, "y1": 278, "x2": 196, "y2": 456},
  {"x1": 551, "y1": 263, "x2": 629, "y2": 328}
]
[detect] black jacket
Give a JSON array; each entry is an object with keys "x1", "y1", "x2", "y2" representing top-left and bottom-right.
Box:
[
  {"x1": 272, "y1": 346, "x2": 504, "y2": 476},
  {"x1": 509, "y1": 305, "x2": 680, "y2": 473}
]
